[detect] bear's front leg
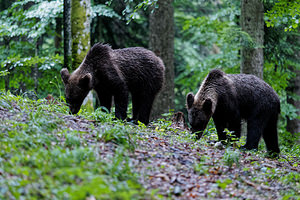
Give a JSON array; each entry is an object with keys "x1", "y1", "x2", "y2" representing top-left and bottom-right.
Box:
[
  {"x1": 213, "y1": 117, "x2": 226, "y2": 141},
  {"x1": 95, "y1": 89, "x2": 112, "y2": 112}
]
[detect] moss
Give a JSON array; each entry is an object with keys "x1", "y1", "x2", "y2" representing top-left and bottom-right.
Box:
[{"x1": 71, "y1": 0, "x2": 91, "y2": 70}]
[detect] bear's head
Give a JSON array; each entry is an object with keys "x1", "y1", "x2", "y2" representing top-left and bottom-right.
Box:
[
  {"x1": 186, "y1": 92, "x2": 213, "y2": 138},
  {"x1": 60, "y1": 68, "x2": 92, "y2": 114}
]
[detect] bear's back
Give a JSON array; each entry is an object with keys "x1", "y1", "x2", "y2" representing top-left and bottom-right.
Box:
[
  {"x1": 113, "y1": 47, "x2": 165, "y2": 92},
  {"x1": 114, "y1": 47, "x2": 164, "y2": 71},
  {"x1": 227, "y1": 73, "x2": 280, "y2": 116}
]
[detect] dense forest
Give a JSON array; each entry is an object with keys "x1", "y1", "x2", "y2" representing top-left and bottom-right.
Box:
[{"x1": 0, "y1": 0, "x2": 299, "y2": 199}]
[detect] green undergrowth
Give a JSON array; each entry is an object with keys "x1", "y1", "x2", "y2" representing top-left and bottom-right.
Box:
[
  {"x1": 0, "y1": 91, "x2": 153, "y2": 200},
  {"x1": 0, "y1": 91, "x2": 299, "y2": 199}
]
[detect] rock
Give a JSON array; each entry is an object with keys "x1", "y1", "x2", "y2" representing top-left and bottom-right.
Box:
[
  {"x1": 214, "y1": 141, "x2": 225, "y2": 150},
  {"x1": 173, "y1": 185, "x2": 182, "y2": 196}
]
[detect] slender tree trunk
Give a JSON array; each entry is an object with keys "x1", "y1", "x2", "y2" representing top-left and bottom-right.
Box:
[
  {"x1": 4, "y1": 71, "x2": 9, "y2": 91},
  {"x1": 149, "y1": 0, "x2": 175, "y2": 119},
  {"x1": 71, "y1": 0, "x2": 91, "y2": 69},
  {"x1": 34, "y1": 40, "x2": 39, "y2": 94},
  {"x1": 240, "y1": 0, "x2": 264, "y2": 79},
  {"x1": 287, "y1": 68, "x2": 300, "y2": 134},
  {"x1": 55, "y1": 17, "x2": 63, "y2": 55},
  {"x1": 63, "y1": 0, "x2": 72, "y2": 69},
  {"x1": 33, "y1": 37, "x2": 42, "y2": 96},
  {"x1": 287, "y1": 34, "x2": 300, "y2": 134},
  {"x1": 4, "y1": 37, "x2": 10, "y2": 91}
]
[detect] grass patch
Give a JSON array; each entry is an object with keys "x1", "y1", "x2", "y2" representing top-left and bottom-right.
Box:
[{"x1": 0, "y1": 91, "x2": 151, "y2": 199}]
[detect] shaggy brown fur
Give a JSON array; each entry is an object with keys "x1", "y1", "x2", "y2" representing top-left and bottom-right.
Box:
[
  {"x1": 186, "y1": 69, "x2": 280, "y2": 154},
  {"x1": 61, "y1": 43, "x2": 165, "y2": 124}
]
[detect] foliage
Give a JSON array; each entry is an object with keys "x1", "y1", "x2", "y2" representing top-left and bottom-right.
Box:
[
  {"x1": 0, "y1": 70, "x2": 9, "y2": 77},
  {"x1": 280, "y1": 172, "x2": 300, "y2": 199},
  {"x1": 92, "y1": 4, "x2": 121, "y2": 19},
  {"x1": 0, "y1": 0, "x2": 64, "y2": 97},
  {"x1": 0, "y1": 0, "x2": 63, "y2": 38},
  {"x1": 265, "y1": 0, "x2": 300, "y2": 31},
  {"x1": 216, "y1": 179, "x2": 232, "y2": 189},
  {"x1": 100, "y1": 125, "x2": 136, "y2": 151},
  {"x1": 0, "y1": 54, "x2": 63, "y2": 97},
  {"x1": 223, "y1": 148, "x2": 240, "y2": 168},
  {"x1": 0, "y1": 0, "x2": 119, "y2": 39},
  {"x1": 121, "y1": 0, "x2": 158, "y2": 23},
  {"x1": 193, "y1": 156, "x2": 209, "y2": 175}
]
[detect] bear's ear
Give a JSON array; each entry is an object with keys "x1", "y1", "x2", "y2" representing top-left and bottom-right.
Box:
[
  {"x1": 186, "y1": 93, "x2": 195, "y2": 109},
  {"x1": 60, "y1": 68, "x2": 70, "y2": 84},
  {"x1": 203, "y1": 99, "x2": 212, "y2": 114},
  {"x1": 79, "y1": 73, "x2": 92, "y2": 90}
]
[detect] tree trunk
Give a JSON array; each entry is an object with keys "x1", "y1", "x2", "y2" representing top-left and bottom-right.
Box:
[
  {"x1": 240, "y1": 0, "x2": 264, "y2": 79},
  {"x1": 71, "y1": 0, "x2": 91, "y2": 69},
  {"x1": 34, "y1": 40, "x2": 39, "y2": 95},
  {"x1": 55, "y1": 17, "x2": 62, "y2": 55},
  {"x1": 287, "y1": 68, "x2": 300, "y2": 134},
  {"x1": 33, "y1": 37, "x2": 42, "y2": 96},
  {"x1": 63, "y1": 0, "x2": 72, "y2": 69},
  {"x1": 287, "y1": 33, "x2": 300, "y2": 134},
  {"x1": 71, "y1": 0, "x2": 94, "y2": 111},
  {"x1": 4, "y1": 37, "x2": 10, "y2": 91},
  {"x1": 0, "y1": 0, "x2": 15, "y2": 11},
  {"x1": 149, "y1": 0, "x2": 175, "y2": 119}
]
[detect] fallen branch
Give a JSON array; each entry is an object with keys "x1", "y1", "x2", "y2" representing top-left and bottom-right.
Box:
[{"x1": 240, "y1": 177, "x2": 275, "y2": 191}]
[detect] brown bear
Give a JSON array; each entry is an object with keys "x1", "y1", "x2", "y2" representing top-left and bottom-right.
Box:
[
  {"x1": 60, "y1": 43, "x2": 165, "y2": 125},
  {"x1": 186, "y1": 69, "x2": 280, "y2": 154}
]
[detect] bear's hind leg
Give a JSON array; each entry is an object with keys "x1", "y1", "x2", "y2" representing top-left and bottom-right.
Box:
[
  {"x1": 243, "y1": 117, "x2": 264, "y2": 150},
  {"x1": 262, "y1": 115, "x2": 280, "y2": 154},
  {"x1": 228, "y1": 118, "x2": 241, "y2": 138},
  {"x1": 137, "y1": 95, "x2": 155, "y2": 125},
  {"x1": 131, "y1": 93, "x2": 142, "y2": 121}
]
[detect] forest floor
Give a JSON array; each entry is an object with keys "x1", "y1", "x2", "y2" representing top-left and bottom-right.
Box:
[{"x1": 0, "y1": 93, "x2": 299, "y2": 199}]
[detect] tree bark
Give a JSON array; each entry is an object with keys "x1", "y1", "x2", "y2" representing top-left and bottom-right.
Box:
[
  {"x1": 63, "y1": 0, "x2": 72, "y2": 69},
  {"x1": 240, "y1": 0, "x2": 264, "y2": 79},
  {"x1": 4, "y1": 37, "x2": 10, "y2": 91},
  {"x1": 55, "y1": 17, "x2": 63, "y2": 55},
  {"x1": 287, "y1": 68, "x2": 300, "y2": 134},
  {"x1": 70, "y1": 0, "x2": 94, "y2": 111},
  {"x1": 71, "y1": 0, "x2": 91, "y2": 69},
  {"x1": 149, "y1": 0, "x2": 175, "y2": 119},
  {"x1": 0, "y1": 0, "x2": 15, "y2": 11},
  {"x1": 34, "y1": 40, "x2": 39, "y2": 94},
  {"x1": 287, "y1": 34, "x2": 300, "y2": 134},
  {"x1": 33, "y1": 37, "x2": 42, "y2": 96}
]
